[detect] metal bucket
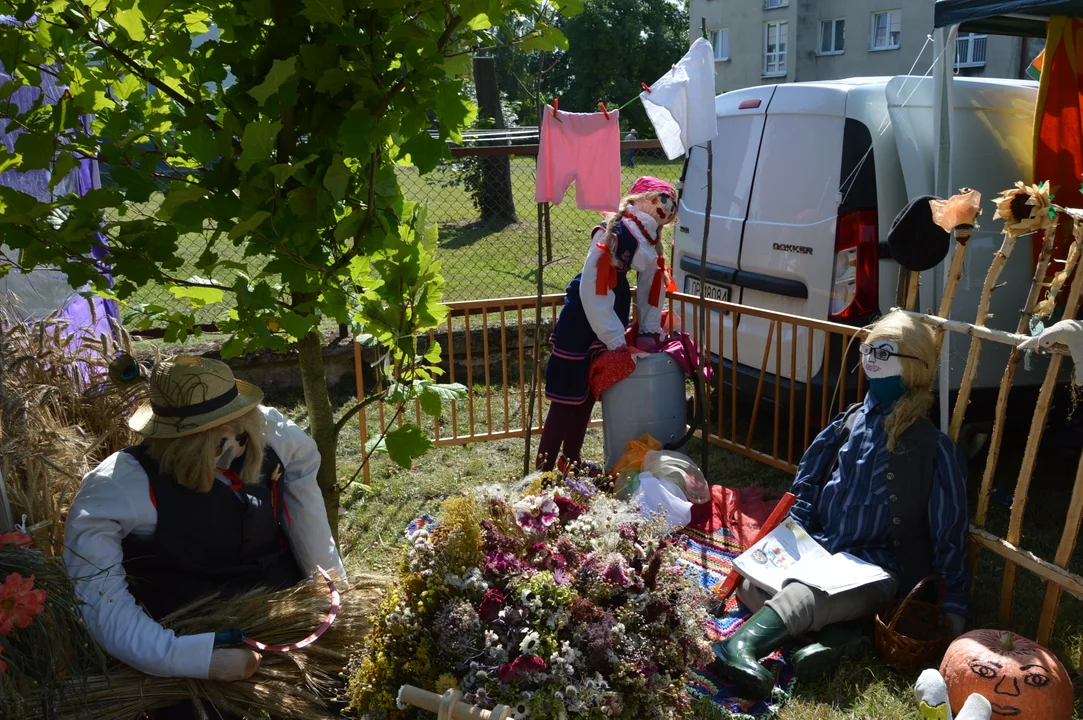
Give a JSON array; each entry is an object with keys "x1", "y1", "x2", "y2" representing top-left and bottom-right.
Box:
[{"x1": 601, "y1": 352, "x2": 687, "y2": 470}]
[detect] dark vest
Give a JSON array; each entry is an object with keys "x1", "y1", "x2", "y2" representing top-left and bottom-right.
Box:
[
  {"x1": 120, "y1": 444, "x2": 303, "y2": 620},
  {"x1": 835, "y1": 404, "x2": 940, "y2": 599}
]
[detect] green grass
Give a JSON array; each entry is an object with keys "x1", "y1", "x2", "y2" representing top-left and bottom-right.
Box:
[
  {"x1": 265, "y1": 385, "x2": 1083, "y2": 719},
  {"x1": 119, "y1": 151, "x2": 682, "y2": 324}
]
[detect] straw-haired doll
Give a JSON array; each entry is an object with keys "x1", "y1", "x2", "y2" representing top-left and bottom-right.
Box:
[
  {"x1": 536, "y1": 176, "x2": 678, "y2": 473},
  {"x1": 711, "y1": 311, "x2": 969, "y2": 699}
]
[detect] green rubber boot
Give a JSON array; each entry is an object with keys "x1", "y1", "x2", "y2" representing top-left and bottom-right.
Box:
[
  {"x1": 791, "y1": 624, "x2": 869, "y2": 681},
  {"x1": 709, "y1": 606, "x2": 791, "y2": 700}
]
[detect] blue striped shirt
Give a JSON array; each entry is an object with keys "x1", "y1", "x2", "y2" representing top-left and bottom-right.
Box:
[{"x1": 789, "y1": 392, "x2": 970, "y2": 615}]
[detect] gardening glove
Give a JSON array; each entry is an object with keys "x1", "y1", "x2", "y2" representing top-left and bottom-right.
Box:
[
  {"x1": 915, "y1": 668, "x2": 952, "y2": 720},
  {"x1": 208, "y1": 648, "x2": 262, "y2": 682},
  {"x1": 955, "y1": 694, "x2": 992, "y2": 720},
  {"x1": 947, "y1": 613, "x2": 966, "y2": 638},
  {"x1": 1018, "y1": 319, "x2": 1083, "y2": 368}
]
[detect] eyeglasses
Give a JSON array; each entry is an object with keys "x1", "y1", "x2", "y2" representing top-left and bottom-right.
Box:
[{"x1": 860, "y1": 343, "x2": 928, "y2": 368}]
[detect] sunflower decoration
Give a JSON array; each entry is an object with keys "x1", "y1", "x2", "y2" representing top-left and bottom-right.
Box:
[{"x1": 992, "y1": 180, "x2": 1055, "y2": 237}]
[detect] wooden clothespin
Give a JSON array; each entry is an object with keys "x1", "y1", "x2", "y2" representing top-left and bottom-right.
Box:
[
  {"x1": 598, "y1": 102, "x2": 609, "y2": 120},
  {"x1": 641, "y1": 82, "x2": 652, "y2": 94}
]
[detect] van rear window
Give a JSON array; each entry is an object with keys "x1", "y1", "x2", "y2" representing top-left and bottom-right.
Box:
[{"x1": 838, "y1": 119, "x2": 876, "y2": 213}]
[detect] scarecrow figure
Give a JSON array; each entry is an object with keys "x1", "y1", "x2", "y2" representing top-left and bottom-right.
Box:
[
  {"x1": 711, "y1": 311, "x2": 970, "y2": 699},
  {"x1": 536, "y1": 176, "x2": 678, "y2": 473},
  {"x1": 64, "y1": 356, "x2": 346, "y2": 698}
]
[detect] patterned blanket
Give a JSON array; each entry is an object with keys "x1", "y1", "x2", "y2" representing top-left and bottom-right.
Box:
[{"x1": 677, "y1": 524, "x2": 795, "y2": 720}]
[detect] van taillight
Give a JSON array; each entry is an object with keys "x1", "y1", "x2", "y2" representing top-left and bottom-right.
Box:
[{"x1": 828, "y1": 209, "x2": 878, "y2": 321}]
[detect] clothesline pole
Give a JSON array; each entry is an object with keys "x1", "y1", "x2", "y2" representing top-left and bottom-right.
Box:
[
  {"x1": 696, "y1": 18, "x2": 713, "y2": 475},
  {"x1": 523, "y1": 53, "x2": 548, "y2": 476}
]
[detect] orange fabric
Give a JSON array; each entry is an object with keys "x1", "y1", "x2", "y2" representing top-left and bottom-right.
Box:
[
  {"x1": 611, "y1": 433, "x2": 662, "y2": 474},
  {"x1": 594, "y1": 242, "x2": 617, "y2": 295},
  {"x1": 1033, "y1": 17, "x2": 1083, "y2": 306}
]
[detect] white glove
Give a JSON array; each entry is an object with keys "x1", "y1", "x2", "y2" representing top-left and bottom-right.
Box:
[
  {"x1": 1018, "y1": 319, "x2": 1083, "y2": 367},
  {"x1": 915, "y1": 668, "x2": 952, "y2": 720},
  {"x1": 208, "y1": 648, "x2": 262, "y2": 681},
  {"x1": 956, "y1": 694, "x2": 992, "y2": 720}
]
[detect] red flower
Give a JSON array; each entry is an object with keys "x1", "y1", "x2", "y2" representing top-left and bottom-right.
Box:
[
  {"x1": 497, "y1": 655, "x2": 547, "y2": 683},
  {"x1": 478, "y1": 588, "x2": 505, "y2": 623},
  {"x1": 553, "y1": 496, "x2": 586, "y2": 524},
  {"x1": 0, "y1": 573, "x2": 47, "y2": 636},
  {"x1": 0, "y1": 532, "x2": 31, "y2": 550}
]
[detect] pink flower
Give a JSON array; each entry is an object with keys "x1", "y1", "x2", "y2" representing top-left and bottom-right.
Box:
[
  {"x1": 478, "y1": 588, "x2": 505, "y2": 623},
  {"x1": 0, "y1": 573, "x2": 47, "y2": 636},
  {"x1": 0, "y1": 533, "x2": 31, "y2": 550},
  {"x1": 497, "y1": 655, "x2": 548, "y2": 683},
  {"x1": 513, "y1": 495, "x2": 558, "y2": 534}
]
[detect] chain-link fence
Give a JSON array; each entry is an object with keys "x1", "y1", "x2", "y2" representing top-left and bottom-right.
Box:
[{"x1": 121, "y1": 141, "x2": 680, "y2": 325}]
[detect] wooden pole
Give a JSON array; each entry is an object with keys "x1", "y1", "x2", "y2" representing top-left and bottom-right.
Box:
[
  {"x1": 972, "y1": 220, "x2": 1059, "y2": 531},
  {"x1": 695, "y1": 17, "x2": 713, "y2": 475},
  {"x1": 999, "y1": 217, "x2": 1083, "y2": 626},
  {"x1": 523, "y1": 56, "x2": 547, "y2": 476},
  {"x1": 933, "y1": 225, "x2": 973, "y2": 355},
  {"x1": 1036, "y1": 444, "x2": 1083, "y2": 643},
  {"x1": 947, "y1": 232, "x2": 1019, "y2": 441},
  {"x1": 904, "y1": 271, "x2": 920, "y2": 311}
]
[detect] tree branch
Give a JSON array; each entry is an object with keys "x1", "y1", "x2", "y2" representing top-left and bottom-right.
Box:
[
  {"x1": 333, "y1": 389, "x2": 386, "y2": 435},
  {"x1": 442, "y1": 31, "x2": 541, "y2": 59}
]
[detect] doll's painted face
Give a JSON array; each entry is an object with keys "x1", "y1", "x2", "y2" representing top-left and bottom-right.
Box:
[
  {"x1": 860, "y1": 340, "x2": 904, "y2": 379},
  {"x1": 214, "y1": 423, "x2": 250, "y2": 469},
  {"x1": 635, "y1": 192, "x2": 677, "y2": 225}
]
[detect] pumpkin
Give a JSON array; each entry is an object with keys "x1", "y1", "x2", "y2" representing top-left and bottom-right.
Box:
[{"x1": 939, "y1": 629, "x2": 1074, "y2": 719}]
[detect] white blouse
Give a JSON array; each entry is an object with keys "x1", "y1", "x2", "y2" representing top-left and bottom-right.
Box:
[
  {"x1": 578, "y1": 206, "x2": 667, "y2": 350},
  {"x1": 63, "y1": 405, "x2": 347, "y2": 679}
]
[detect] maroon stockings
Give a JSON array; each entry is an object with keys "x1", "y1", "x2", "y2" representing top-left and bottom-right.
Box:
[{"x1": 536, "y1": 396, "x2": 596, "y2": 471}]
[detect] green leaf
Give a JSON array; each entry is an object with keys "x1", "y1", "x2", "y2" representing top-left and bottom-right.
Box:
[
  {"x1": 248, "y1": 57, "x2": 297, "y2": 106},
  {"x1": 465, "y1": 13, "x2": 491, "y2": 30},
  {"x1": 442, "y1": 54, "x2": 472, "y2": 78},
  {"x1": 300, "y1": 0, "x2": 343, "y2": 25},
  {"x1": 323, "y1": 154, "x2": 349, "y2": 201},
  {"x1": 237, "y1": 120, "x2": 282, "y2": 171},
  {"x1": 397, "y1": 132, "x2": 447, "y2": 174},
  {"x1": 105, "y1": 166, "x2": 159, "y2": 203},
  {"x1": 114, "y1": 7, "x2": 146, "y2": 41},
  {"x1": 333, "y1": 209, "x2": 364, "y2": 242},
  {"x1": 180, "y1": 125, "x2": 218, "y2": 166},
  {"x1": 169, "y1": 283, "x2": 225, "y2": 306},
  {"x1": 278, "y1": 310, "x2": 314, "y2": 338},
  {"x1": 49, "y1": 153, "x2": 77, "y2": 190},
  {"x1": 184, "y1": 10, "x2": 210, "y2": 34},
  {"x1": 228, "y1": 210, "x2": 271, "y2": 240},
  {"x1": 112, "y1": 74, "x2": 142, "y2": 101},
  {"x1": 315, "y1": 68, "x2": 349, "y2": 95},
  {"x1": 0, "y1": 150, "x2": 21, "y2": 174},
  {"x1": 554, "y1": 0, "x2": 584, "y2": 16},
  {"x1": 14, "y1": 133, "x2": 53, "y2": 172},
  {"x1": 383, "y1": 423, "x2": 433, "y2": 469}
]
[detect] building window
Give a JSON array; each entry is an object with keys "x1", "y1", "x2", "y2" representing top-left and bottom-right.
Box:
[
  {"x1": 764, "y1": 0, "x2": 787, "y2": 8},
  {"x1": 955, "y1": 32, "x2": 988, "y2": 68},
  {"x1": 710, "y1": 28, "x2": 730, "y2": 61},
  {"x1": 870, "y1": 10, "x2": 901, "y2": 51},
  {"x1": 763, "y1": 20, "x2": 788, "y2": 77},
  {"x1": 819, "y1": 18, "x2": 845, "y2": 55}
]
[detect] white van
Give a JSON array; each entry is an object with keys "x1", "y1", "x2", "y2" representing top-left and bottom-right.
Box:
[{"x1": 673, "y1": 75, "x2": 1046, "y2": 418}]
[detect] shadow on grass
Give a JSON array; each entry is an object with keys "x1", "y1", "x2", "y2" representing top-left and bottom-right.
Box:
[{"x1": 439, "y1": 217, "x2": 531, "y2": 250}]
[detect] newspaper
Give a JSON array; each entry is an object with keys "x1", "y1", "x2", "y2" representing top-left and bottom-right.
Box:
[{"x1": 731, "y1": 517, "x2": 892, "y2": 596}]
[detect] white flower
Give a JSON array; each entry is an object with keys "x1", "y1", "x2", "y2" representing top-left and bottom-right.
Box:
[
  {"x1": 520, "y1": 630, "x2": 541, "y2": 654},
  {"x1": 511, "y1": 703, "x2": 530, "y2": 720}
]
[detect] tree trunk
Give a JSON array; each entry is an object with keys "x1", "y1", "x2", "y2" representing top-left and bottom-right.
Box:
[
  {"x1": 473, "y1": 54, "x2": 517, "y2": 226},
  {"x1": 296, "y1": 328, "x2": 340, "y2": 543}
]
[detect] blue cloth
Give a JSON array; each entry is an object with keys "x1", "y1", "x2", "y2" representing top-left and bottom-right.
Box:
[
  {"x1": 213, "y1": 629, "x2": 246, "y2": 647},
  {"x1": 868, "y1": 375, "x2": 905, "y2": 405},
  {"x1": 545, "y1": 222, "x2": 638, "y2": 405},
  {"x1": 788, "y1": 393, "x2": 971, "y2": 615}
]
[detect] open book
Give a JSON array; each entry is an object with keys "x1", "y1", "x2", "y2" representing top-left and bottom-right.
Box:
[{"x1": 731, "y1": 517, "x2": 892, "y2": 596}]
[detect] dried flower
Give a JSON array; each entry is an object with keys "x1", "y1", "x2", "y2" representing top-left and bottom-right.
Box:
[
  {"x1": 478, "y1": 588, "x2": 505, "y2": 623},
  {"x1": 0, "y1": 573, "x2": 47, "y2": 635},
  {"x1": 0, "y1": 532, "x2": 32, "y2": 550},
  {"x1": 993, "y1": 181, "x2": 1054, "y2": 237},
  {"x1": 513, "y1": 495, "x2": 559, "y2": 535}
]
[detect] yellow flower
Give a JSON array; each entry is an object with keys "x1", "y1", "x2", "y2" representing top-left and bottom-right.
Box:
[
  {"x1": 435, "y1": 673, "x2": 460, "y2": 694},
  {"x1": 992, "y1": 180, "x2": 1054, "y2": 237}
]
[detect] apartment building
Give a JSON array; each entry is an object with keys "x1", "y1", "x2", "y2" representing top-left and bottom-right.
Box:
[{"x1": 693, "y1": 1, "x2": 1042, "y2": 92}]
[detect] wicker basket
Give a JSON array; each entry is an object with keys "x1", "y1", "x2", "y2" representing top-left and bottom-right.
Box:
[{"x1": 874, "y1": 574, "x2": 952, "y2": 669}]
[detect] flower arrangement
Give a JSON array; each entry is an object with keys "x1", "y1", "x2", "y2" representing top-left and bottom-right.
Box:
[{"x1": 348, "y1": 470, "x2": 715, "y2": 720}]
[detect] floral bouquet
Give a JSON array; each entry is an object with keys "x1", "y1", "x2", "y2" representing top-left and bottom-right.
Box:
[{"x1": 348, "y1": 470, "x2": 716, "y2": 720}]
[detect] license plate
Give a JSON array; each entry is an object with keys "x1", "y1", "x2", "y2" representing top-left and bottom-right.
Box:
[{"x1": 685, "y1": 277, "x2": 731, "y2": 303}]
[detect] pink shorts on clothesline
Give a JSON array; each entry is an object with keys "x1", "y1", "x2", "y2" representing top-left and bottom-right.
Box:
[{"x1": 535, "y1": 106, "x2": 621, "y2": 212}]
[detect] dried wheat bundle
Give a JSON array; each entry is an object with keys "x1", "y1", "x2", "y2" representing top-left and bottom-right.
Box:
[
  {"x1": 0, "y1": 312, "x2": 140, "y2": 549},
  {"x1": 32, "y1": 573, "x2": 390, "y2": 720}
]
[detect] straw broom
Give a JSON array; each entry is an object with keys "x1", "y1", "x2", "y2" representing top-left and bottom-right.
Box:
[{"x1": 33, "y1": 574, "x2": 390, "y2": 720}]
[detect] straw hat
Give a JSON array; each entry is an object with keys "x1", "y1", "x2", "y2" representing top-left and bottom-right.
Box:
[{"x1": 129, "y1": 356, "x2": 264, "y2": 438}]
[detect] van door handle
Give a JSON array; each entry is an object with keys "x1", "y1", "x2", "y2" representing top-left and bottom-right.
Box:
[{"x1": 679, "y1": 226, "x2": 690, "y2": 233}]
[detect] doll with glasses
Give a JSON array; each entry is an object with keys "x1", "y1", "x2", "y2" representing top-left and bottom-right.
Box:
[
  {"x1": 536, "y1": 176, "x2": 678, "y2": 474},
  {"x1": 711, "y1": 311, "x2": 970, "y2": 700}
]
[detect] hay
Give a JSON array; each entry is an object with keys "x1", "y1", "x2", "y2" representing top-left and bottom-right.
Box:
[
  {"x1": 35, "y1": 573, "x2": 390, "y2": 720},
  {"x1": 0, "y1": 312, "x2": 140, "y2": 549}
]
